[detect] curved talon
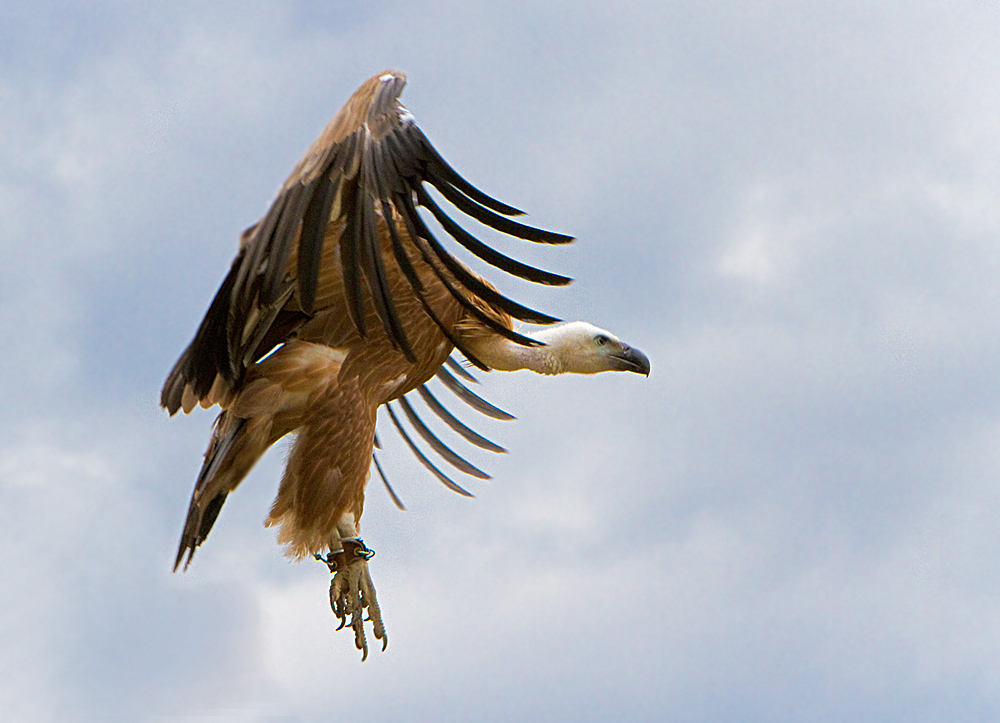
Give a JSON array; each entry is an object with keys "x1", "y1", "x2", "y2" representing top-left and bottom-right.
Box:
[{"x1": 323, "y1": 538, "x2": 387, "y2": 660}]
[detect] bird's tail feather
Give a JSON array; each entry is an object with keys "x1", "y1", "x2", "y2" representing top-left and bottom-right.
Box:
[{"x1": 174, "y1": 414, "x2": 253, "y2": 571}]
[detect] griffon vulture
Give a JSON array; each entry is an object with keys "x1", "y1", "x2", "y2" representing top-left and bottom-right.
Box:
[{"x1": 162, "y1": 70, "x2": 650, "y2": 658}]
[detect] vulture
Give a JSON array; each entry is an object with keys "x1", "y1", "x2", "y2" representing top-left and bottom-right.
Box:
[{"x1": 162, "y1": 70, "x2": 650, "y2": 659}]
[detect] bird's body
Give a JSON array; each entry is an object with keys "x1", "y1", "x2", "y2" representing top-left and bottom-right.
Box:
[{"x1": 163, "y1": 70, "x2": 649, "y2": 657}]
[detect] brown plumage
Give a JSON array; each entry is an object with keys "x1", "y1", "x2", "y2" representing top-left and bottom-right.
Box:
[{"x1": 163, "y1": 70, "x2": 650, "y2": 657}]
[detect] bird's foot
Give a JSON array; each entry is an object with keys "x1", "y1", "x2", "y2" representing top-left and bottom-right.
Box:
[{"x1": 314, "y1": 539, "x2": 386, "y2": 660}]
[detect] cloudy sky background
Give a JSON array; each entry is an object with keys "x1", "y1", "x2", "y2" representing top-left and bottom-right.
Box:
[{"x1": 3, "y1": 1, "x2": 1000, "y2": 720}]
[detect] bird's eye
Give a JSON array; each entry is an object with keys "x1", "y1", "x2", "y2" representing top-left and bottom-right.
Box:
[{"x1": 595, "y1": 335, "x2": 608, "y2": 346}]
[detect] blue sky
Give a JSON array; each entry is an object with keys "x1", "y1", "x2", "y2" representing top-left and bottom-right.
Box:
[{"x1": 3, "y1": 1, "x2": 1000, "y2": 720}]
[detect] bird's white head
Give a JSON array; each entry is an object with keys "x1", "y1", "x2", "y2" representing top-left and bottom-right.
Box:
[{"x1": 530, "y1": 321, "x2": 651, "y2": 376}]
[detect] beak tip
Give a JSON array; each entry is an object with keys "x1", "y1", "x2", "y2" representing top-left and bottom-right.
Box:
[
  {"x1": 632, "y1": 348, "x2": 651, "y2": 378},
  {"x1": 613, "y1": 346, "x2": 651, "y2": 376}
]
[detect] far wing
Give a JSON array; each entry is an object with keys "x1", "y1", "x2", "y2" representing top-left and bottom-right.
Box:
[{"x1": 373, "y1": 354, "x2": 515, "y2": 508}]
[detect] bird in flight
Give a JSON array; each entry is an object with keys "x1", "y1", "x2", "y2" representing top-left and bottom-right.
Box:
[{"x1": 162, "y1": 70, "x2": 650, "y2": 658}]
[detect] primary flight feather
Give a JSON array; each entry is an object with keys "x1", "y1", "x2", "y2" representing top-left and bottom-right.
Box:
[{"x1": 163, "y1": 70, "x2": 650, "y2": 658}]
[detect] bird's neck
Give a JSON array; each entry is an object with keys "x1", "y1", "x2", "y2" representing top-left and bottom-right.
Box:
[{"x1": 469, "y1": 333, "x2": 564, "y2": 375}]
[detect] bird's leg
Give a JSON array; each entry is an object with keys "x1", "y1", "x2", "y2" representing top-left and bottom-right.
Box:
[{"x1": 315, "y1": 538, "x2": 386, "y2": 660}]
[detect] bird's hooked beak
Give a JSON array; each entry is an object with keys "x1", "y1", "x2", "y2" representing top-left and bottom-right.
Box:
[{"x1": 610, "y1": 343, "x2": 651, "y2": 376}]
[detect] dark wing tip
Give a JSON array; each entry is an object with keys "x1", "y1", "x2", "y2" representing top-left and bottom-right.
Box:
[
  {"x1": 435, "y1": 366, "x2": 516, "y2": 421},
  {"x1": 397, "y1": 397, "x2": 491, "y2": 479},
  {"x1": 445, "y1": 356, "x2": 478, "y2": 384},
  {"x1": 386, "y1": 404, "x2": 474, "y2": 497},
  {"x1": 416, "y1": 384, "x2": 508, "y2": 454},
  {"x1": 373, "y1": 452, "x2": 406, "y2": 511}
]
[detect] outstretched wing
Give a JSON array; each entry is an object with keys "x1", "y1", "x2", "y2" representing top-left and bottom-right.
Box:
[{"x1": 162, "y1": 70, "x2": 573, "y2": 416}]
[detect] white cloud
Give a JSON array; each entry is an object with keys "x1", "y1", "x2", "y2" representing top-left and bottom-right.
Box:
[{"x1": 5, "y1": 1, "x2": 1000, "y2": 720}]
